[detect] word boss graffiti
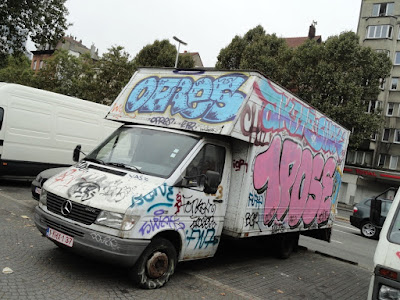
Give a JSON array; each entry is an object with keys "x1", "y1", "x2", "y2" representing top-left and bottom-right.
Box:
[
  {"x1": 124, "y1": 74, "x2": 249, "y2": 123},
  {"x1": 253, "y1": 135, "x2": 337, "y2": 228}
]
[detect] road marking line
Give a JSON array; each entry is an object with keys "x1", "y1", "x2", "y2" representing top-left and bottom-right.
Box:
[
  {"x1": 333, "y1": 229, "x2": 358, "y2": 236},
  {"x1": 334, "y1": 223, "x2": 359, "y2": 232},
  {"x1": 332, "y1": 239, "x2": 343, "y2": 244}
]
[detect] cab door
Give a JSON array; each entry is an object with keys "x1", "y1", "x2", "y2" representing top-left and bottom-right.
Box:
[{"x1": 176, "y1": 141, "x2": 231, "y2": 260}]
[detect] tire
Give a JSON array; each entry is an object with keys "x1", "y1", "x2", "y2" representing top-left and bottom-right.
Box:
[
  {"x1": 360, "y1": 221, "x2": 378, "y2": 239},
  {"x1": 130, "y1": 238, "x2": 177, "y2": 289}
]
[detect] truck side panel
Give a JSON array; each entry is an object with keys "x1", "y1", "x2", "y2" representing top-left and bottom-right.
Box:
[{"x1": 228, "y1": 77, "x2": 349, "y2": 237}]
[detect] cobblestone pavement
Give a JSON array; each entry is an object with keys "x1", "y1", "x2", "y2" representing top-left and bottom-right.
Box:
[{"x1": 0, "y1": 192, "x2": 371, "y2": 300}]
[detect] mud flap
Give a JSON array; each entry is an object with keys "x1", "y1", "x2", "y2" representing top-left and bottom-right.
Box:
[{"x1": 301, "y1": 227, "x2": 332, "y2": 242}]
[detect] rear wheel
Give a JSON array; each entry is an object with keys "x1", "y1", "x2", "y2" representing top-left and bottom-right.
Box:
[
  {"x1": 360, "y1": 221, "x2": 378, "y2": 239},
  {"x1": 130, "y1": 237, "x2": 177, "y2": 289}
]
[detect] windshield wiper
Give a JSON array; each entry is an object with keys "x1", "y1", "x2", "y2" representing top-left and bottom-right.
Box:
[
  {"x1": 106, "y1": 162, "x2": 143, "y2": 174},
  {"x1": 83, "y1": 157, "x2": 105, "y2": 165}
]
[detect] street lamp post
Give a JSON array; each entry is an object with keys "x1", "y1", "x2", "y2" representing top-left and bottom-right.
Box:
[{"x1": 173, "y1": 36, "x2": 187, "y2": 68}]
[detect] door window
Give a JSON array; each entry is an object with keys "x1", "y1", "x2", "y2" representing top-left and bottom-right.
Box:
[
  {"x1": 185, "y1": 144, "x2": 225, "y2": 187},
  {"x1": 389, "y1": 205, "x2": 400, "y2": 244}
]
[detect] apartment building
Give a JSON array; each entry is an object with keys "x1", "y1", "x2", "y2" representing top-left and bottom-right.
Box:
[{"x1": 341, "y1": 0, "x2": 400, "y2": 204}]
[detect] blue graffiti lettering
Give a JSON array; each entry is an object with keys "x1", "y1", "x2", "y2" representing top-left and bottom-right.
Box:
[
  {"x1": 130, "y1": 183, "x2": 174, "y2": 211},
  {"x1": 248, "y1": 192, "x2": 264, "y2": 208},
  {"x1": 125, "y1": 74, "x2": 249, "y2": 123},
  {"x1": 186, "y1": 229, "x2": 218, "y2": 249},
  {"x1": 139, "y1": 209, "x2": 185, "y2": 236},
  {"x1": 255, "y1": 79, "x2": 347, "y2": 156}
]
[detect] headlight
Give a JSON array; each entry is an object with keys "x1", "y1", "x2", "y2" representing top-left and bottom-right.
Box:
[
  {"x1": 379, "y1": 284, "x2": 400, "y2": 300},
  {"x1": 35, "y1": 173, "x2": 42, "y2": 182},
  {"x1": 121, "y1": 214, "x2": 140, "y2": 231},
  {"x1": 95, "y1": 211, "x2": 139, "y2": 231},
  {"x1": 95, "y1": 211, "x2": 124, "y2": 229},
  {"x1": 39, "y1": 189, "x2": 47, "y2": 205}
]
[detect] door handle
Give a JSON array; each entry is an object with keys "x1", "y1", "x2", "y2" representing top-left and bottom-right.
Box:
[{"x1": 213, "y1": 199, "x2": 223, "y2": 203}]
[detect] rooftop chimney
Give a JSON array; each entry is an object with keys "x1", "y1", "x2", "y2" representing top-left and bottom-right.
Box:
[{"x1": 308, "y1": 21, "x2": 317, "y2": 39}]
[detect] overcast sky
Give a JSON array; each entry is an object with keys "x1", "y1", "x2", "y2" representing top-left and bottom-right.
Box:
[{"x1": 58, "y1": 0, "x2": 362, "y2": 67}]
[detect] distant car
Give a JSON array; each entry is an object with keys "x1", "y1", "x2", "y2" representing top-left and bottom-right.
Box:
[
  {"x1": 31, "y1": 167, "x2": 68, "y2": 200},
  {"x1": 350, "y1": 197, "x2": 393, "y2": 239}
]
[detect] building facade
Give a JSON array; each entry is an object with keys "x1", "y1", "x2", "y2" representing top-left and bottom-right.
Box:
[
  {"x1": 30, "y1": 35, "x2": 99, "y2": 72},
  {"x1": 340, "y1": 0, "x2": 400, "y2": 204}
]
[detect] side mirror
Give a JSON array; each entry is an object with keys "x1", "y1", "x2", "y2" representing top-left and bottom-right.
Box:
[
  {"x1": 204, "y1": 170, "x2": 221, "y2": 194},
  {"x1": 73, "y1": 145, "x2": 82, "y2": 162},
  {"x1": 370, "y1": 199, "x2": 382, "y2": 226}
]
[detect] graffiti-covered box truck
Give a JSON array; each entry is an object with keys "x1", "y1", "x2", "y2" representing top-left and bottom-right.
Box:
[{"x1": 34, "y1": 68, "x2": 349, "y2": 289}]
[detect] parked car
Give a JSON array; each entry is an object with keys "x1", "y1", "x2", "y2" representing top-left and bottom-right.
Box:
[
  {"x1": 350, "y1": 197, "x2": 392, "y2": 239},
  {"x1": 31, "y1": 167, "x2": 67, "y2": 200}
]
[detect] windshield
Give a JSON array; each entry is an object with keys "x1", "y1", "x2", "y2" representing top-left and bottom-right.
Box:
[
  {"x1": 389, "y1": 204, "x2": 400, "y2": 244},
  {"x1": 85, "y1": 127, "x2": 199, "y2": 178}
]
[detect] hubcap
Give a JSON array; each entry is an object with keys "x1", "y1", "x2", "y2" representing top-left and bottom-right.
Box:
[
  {"x1": 362, "y1": 223, "x2": 376, "y2": 237},
  {"x1": 146, "y1": 251, "x2": 169, "y2": 279}
]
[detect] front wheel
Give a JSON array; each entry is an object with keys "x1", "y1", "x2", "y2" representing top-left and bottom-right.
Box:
[
  {"x1": 360, "y1": 221, "x2": 378, "y2": 239},
  {"x1": 130, "y1": 237, "x2": 177, "y2": 289}
]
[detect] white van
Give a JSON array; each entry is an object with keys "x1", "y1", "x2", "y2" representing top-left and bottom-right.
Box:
[
  {"x1": 34, "y1": 68, "x2": 349, "y2": 289},
  {"x1": 0, "y1": 83, "x2": 120, "y2": 178},
  {"x1": 369, "y1": 188, "x2": 400, "y2": 299}
]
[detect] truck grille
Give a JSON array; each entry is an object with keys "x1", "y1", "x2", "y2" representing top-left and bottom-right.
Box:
[{"x1": 47, "y1": 192, "x2": 101, "y2": 225}]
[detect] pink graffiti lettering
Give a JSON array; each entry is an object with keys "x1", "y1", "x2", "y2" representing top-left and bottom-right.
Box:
[{"x1": 253, "y1": 135, "x2": 337, "y2": 227}]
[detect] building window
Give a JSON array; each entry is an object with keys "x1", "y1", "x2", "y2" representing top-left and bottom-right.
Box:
[
  {"x1": 378, "y1": 154, "x2": 386, "y2": 167},
  {"x1": 376, "y1": 49, "x2": 390, "y2": 56},
  {"x1": 372, "y1": 2, "x2": 394, "y2": 16},
  {"x1": 394, "y1": 129, "x2": 400, "y2": 143},
  {"x1": 366, "y1": 100, "x2": 381, "y2": 113},
  {"x1": 395, "y1": 52, "x2": 400, "y2": 65},
  {"x1": 365, "y1": 152, "x2": 373, "y2": 166},
  {"x1": 32, "y1": 60, "x2": 37, "y2": 70},
  {"x1": 367, "y1": 25, "x2": 393, "y2": 39},
  {"x1": 371, "y1": 133, "x2": 377, "y2": 141},
  {"x1": 346, "y1": 150, "x2": 355, "y2": 164},
  {"x1": 387, "y1": 102, "x2": 395, "y2": 116},
  {"x1": 389, "y1": 156, "x2": 399, "y2": 170},
  {"x1": 39, "y1": 60, "x2": 44, "y2": 69},
  {"x1": 379, "y1": 78, "x2": 386, "y2": 89},
  {"x1": 391, "y1": 77, "x2": 399, "y2": 90},
  {"x1": 383, "y1": 128, "x2": 390, "y2": 141},
  {"x1": 355, "y1": 152, "x2": 364, "y2": 165}
]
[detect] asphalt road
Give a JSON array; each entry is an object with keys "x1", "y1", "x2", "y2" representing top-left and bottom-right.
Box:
[
  {"x1": 300, "y1": 219, "x2": 377, "y2": 271},
  {"x1": 0, "y1": 180, "x2": 373, "y2": 299}
]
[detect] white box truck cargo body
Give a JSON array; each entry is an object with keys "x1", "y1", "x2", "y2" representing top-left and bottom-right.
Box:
[
  {"x1": 0, "y1": 83, "x2": 120, "y2": 178},
  {"x1": 34, "y1": 68, "x2": 350, "y2": 289}
]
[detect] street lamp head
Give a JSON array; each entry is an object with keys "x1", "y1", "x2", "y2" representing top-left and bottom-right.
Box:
[{"x1": 173, "y1": 36, "x2": 187, "y2": 46}]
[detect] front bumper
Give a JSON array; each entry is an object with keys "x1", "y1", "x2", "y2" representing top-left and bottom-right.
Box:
[{"x1": 34, "y1": 206, "x2": 149, "y2": 267}]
